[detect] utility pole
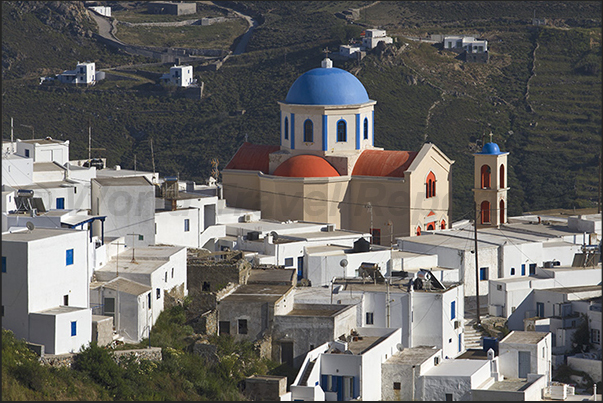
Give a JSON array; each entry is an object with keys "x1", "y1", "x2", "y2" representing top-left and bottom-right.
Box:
[
  {"x1": 474, "y1": 201, "x2": 481, "y2": 325},
  {"x1": 365, "y1": 202, "x2": 373, "y2": 243}
]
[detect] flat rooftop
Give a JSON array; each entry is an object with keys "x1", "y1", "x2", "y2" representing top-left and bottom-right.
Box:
[
  {"x1": 20, "y1": 138, "x2": 67, "y2": 145},
  {"x1": 34, "y1": 305, "x2": 88, "y2": 315},
  {"x1": 384, "y1": 346, "x2": 439, "y2": 366},
  {"x1": 501, "y1": 331, "x2": 548, "y2": 344},
  {"x1": 220, "y1": 284, "x2": 293, "y2": 303},
  {"x1": 93, "y1": 176, "x2": 152, "y2": 187},
  {"x1": 424, "y1": 359, "x2": 487, "y2": 377},
  {"x1": 2, "y1": 227, "x2": 80, "y2": 242},
  {"x1": 285, "y1": 303, "x2": 351, "y2": 317},
  {"x1": 33, "y1": 162, "x2": 65, "y2": 171},
  {"x1": 101, "y1": 277, "x2": 152, "y2": 295},
  {"x1": 485, "y1": 377, "x2": 536, "y2": 392},
  {"x1": 248, "y1": 267, "x2": 296, "y2": 284}
]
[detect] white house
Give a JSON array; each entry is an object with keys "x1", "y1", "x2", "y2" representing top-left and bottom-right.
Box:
[
  {"x1": 91, "y1": 245, "x2": 187, "y2": 342},
  {"x1": 488, "y1": 264, "x2": 602, "y2": 330},
  {"x1": 362, "y1": 29, "x2": 394, "y2": 49},
  {"x1": 289, "y1": 328, "x2": 402, "y2": 401},
  {"x1": 160, "y1": 65, "x2": 195, "y2": 87},
  {"x1": 89, "y1": 5, "x2": 111, "y2": 17},
  {"x1": 2, "y1": 227, "x2": 92, "y2": 354},
  {"x1": 91, "y1": 176, "x2": 156, "y2": 247},
  {"x1": 443, "y1": 36, "x2": 488, "y2": 53},
  {"x1": 398, "y1": 219, "x2": 592, "y2": 298},
  {"x1": 216, "y1": 220, "x2": 371, "y2": 281},
  {"x1": 339, "y1": 44, "x2": 361, "y2": 58},
  {"x1": 57, "y1": 61, "x2": 96, "y2": 85},
  {"x1": 2, "y1": 153, "x2": 33, "y2": 187},
  {"x1": 498, "y1": 331, "x2": 553, "y2": 383},
  {"x1": 16, "y1": 138, "x2": 70, "y2": 164},
  {"x1": 294, "y1": 273, "x2": 465, "y2": 360}
]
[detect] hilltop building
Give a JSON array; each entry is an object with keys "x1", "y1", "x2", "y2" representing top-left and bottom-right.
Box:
[
  {"x1": 222, "y1": 57, "x2": 454, "y2": 246},
  {"x1": 160, "y1": 65, "x2": 196, "y2": 87}
]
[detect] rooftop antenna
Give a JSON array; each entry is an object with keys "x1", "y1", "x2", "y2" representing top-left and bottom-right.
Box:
[
  {"x1": 26, "y1": 221, "x2": 35, "y2": 233},
  {"x1": 88, "y1": 119, "x2": 91, "y2": 166}
]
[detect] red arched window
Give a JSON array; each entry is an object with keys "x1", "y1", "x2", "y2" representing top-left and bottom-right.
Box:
[
  {"x1": 440, "y1": 220, "x2": 446, "y2": 230},
  {"x1": 416, "y1": 226, "x2": 421, "y2": 236},
  {"x1": 427, "y1": 222, "x2": 435, "y2": 231},
  {"x1": 499, "y1": 164, "x2": 505, "y2": 188},
  {"x1": 500, "y1": 199, "x2": 505, "y2": 224},
  {"x1": 481, "y1": 165, "x2": 491, "y2": 188},
  {"x1": 426, "y1": 171, "x2": 436, "y2": 198},
  {"x1": 481, "y1": 200, "x2": 491, "y2": 224}
]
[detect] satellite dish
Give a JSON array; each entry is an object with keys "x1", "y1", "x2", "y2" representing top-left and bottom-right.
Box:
[
  {"x1": 340, "y1": 259, "x2": 348, "y2": 268},
  {"x1": 270, "y1": 231, "x2": 279, "y2": 241},
  {"x1": 26, "y1": 221, "x2": 35, "y2": 231},
  {"x1": 396, "y1": 343, "x2": 404, "y2": 352}
]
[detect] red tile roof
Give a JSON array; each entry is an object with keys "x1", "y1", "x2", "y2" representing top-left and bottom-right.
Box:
[
  {"x1": 352, "y1": 150, "x2": 418, "y2": 177},
  {"x1": 224, "y1": 142, "x2": 281, "y2": 173},
  {"x1": 273, "y1": 155, "x2": 340, "y2": 177}
]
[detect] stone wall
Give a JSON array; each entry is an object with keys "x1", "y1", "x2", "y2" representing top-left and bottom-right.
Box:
[
  {"x1": 40, "y1": 347, "x2": 162, "y2": 368},
  {"x1": 187, "y1": 257, "x2": 250, "y2": 294}
]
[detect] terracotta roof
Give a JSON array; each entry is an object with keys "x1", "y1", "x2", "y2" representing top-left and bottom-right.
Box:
[
  {"x1": 352, "y1": 150, "x2": 418, "y2": 177},
  {"x1": 273, "y1": 155, "x2": 340, "y2": 177},
  {"x1": 224, "y1": 142, "x2": 280, "y2": 173}
]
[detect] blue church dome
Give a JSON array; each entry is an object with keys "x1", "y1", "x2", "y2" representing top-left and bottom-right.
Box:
[
  {"x1": 285, "y1": 66, "x2": 370, "y2": 105},
  {"x1": 479, "y1": 142, "x2": 504, "y2": 155}
]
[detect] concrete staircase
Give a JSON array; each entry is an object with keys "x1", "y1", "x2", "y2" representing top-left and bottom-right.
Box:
[{"x1": 464, "y1": 317, "x2": 485, "y2": 350}]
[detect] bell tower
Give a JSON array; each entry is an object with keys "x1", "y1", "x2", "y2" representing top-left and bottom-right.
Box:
[{"x1": 473, "y1": 133, "x2": 509, "y2": 228}]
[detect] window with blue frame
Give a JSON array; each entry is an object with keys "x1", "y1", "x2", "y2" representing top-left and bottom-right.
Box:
[
  {"x1": 363, "y1": 118, "x2": 369, "y2": 139},
  {"x1": 451, "y1": 301, "x2": 456, "y2": 319},
  {"x1": 303, "y1": 119, "x2": 313, "y2": 142},
  {"x1": 71, "y1": 321, "x2": 77, "y2": 336},
  {"x1": 521, "y1": 264, "x2": 526, "y2": 276},
  {"x1": 66, "y1": 249, "x2": 74, "y2": 266},
  {"x1": 2, "y1": 256, "x2": 6, "y2": 273},
  {"x1": 337, "y1": 120, "x2": 347, "y2": 142},
  {"x1": 479, "y1": 267, "x2": 488, "y2": 281},
  {"x1": 56, "y1": 197, "x2": 65, "y2": 209},
  {"x1": 184, "y1": 218, "x2": 190, "y2": 232},
  {"x1": 284, "y1": 117, "x2": 289, "y2": 140},
  {"x1": 284, "y1": 257, "x2": 293, "y2": 267}
]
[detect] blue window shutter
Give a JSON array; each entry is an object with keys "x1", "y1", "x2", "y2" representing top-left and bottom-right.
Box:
[
  {"x1": 355, "y1": 114, "x2": 360, "y2": 150},
  {"x1": 56, "y1": 197, "x2": 65, "y2": 209},
  {"x1": 291, "y1": 114, "x2": 295, "y2": 149},
  {"x1": 66, "y1": 249, "x2": 74, "y2": 266},
  {"x1": 71, "y1": 321, "x2": 77, "y2": 336},
  {"x1": 322, "y1": 115, "x2": 328, "y2": 151},
  {"x1": 321, "y1": 375, "x2": 328, "y2": 390},
  {"x1": 2, "y1": 256, "x2": 6, "y2": 273},
  {"x1": 451, "y1": 301, "x2": 456, "y2": 320}
]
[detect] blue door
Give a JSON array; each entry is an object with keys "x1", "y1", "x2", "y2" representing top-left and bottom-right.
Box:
[
  {"x1": 297, "y1": 256, "x2": 304, "y2": 280},
  {"x1": 56, "y1": 197, "x2": 65, "y2": 209}
]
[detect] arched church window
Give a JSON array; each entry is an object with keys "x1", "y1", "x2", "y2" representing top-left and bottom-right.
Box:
[
  {"x1": 440, "y1": 220, "x2": 446, "y2": 230},
  {"x1": 427, "y1": 223, "x2": 435, "y2": 231},
  {"x1": 337, "y1": 120, "x2": 347, "y2": 142},
  {"x1": 416, "y1": 226, "x2": 421, "y2": 236},
  {"x1": 499, "y1": 164, "x2": 505, "y2": 188},
  {"x1": 425, "y1": 171, "x2": 436, "y2": 198},
  {"x1": 481, "y1": 200, "x2": 491, "y2": 224},
  {"x1": 500, "y1": 199, "x2": 505, "y2": 224},
  {"x1": 481, "y1": 165, "x2": 491, "y2": 188},
  {"x1": 284, "y1": 117, "x2": 289, "y2": 140},
  {"x1": 303, "y1": 119, "x2": 313, "y2": 142},
  {"x1": 363, "y1": 118, "x2": 369, "y2": 140}
]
